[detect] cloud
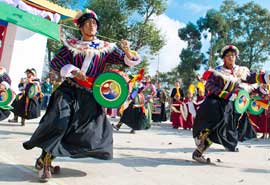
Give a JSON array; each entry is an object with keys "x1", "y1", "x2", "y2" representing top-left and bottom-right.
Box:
[
  {"x1": 183, "y1": 2, "x2": 212, "y2": 14},
  {"x1": 149, "y1": 14, "x2": 187, "y2": 76}
]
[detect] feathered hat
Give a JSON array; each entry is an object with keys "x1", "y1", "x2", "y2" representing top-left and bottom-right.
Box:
[
  {"x1": 73, "y1": 9, "x2": 100, "y2": 29},
  {"x1": 25, "y1": 68, "x2": 37, "y2": 76},
  {"x1": 220, "y1": 45, "x2": 239, "y2": 59}
]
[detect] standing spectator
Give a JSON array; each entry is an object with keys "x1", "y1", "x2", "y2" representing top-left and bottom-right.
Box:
[
  {"x1": 170, "y1": 80, "x2": 184, "y2": 104},
  {"x1": 152, "y1": 82, "x2": 168, "y2": 122},
  {"x1": 41, "y1": 77, "x2": 53, "y2": 110}
]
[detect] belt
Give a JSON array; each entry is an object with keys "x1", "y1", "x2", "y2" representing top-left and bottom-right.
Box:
[
  {"x1": 74, "y1": 76, "x2": 95, "y2": 89},
  {"x1": 66, "y1": 77, "x2": 95, "y2": 91}
]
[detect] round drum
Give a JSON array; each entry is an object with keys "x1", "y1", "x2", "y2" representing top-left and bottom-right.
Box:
[
  {"x1": 27, "y1": 84, "x2": 36, "y2": 98},
  {"x1": 0, "y1": 88, "x2": 14, "y2": 110},
  {"x1": 93, "y1": 72, "x2": 129, "y2": 108},
  {"x1": 234, "y1": 90, "x2": 250, "y2": 114},
  {"x1": 248, "y1": 96, "x2": 264, "y2": 115}
]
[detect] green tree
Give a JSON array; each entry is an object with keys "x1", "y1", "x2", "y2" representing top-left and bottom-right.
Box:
[
  {"x1": 197, "y1": 9, "x2": 227, "y2": 67},
  {"x1": 178, "y1": 23, "x2": 206, "y2": 89},
  {"x1": 220, "y1": 1, "x2": 270, "y2": 69}
]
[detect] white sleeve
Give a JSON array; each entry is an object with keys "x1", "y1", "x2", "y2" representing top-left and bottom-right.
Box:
[
  {"x1": 1, "y1": 81, "x2": 10, "y2": 89},
  {"x1": 264, "y1": 72, "x2": 270, "y2": 83},
  {"x1": 60, "y1": 64, "x2": 80, "y2": 78},
  {"x1": 124, "y1": 55, "x2": 141, "y2": 67}
]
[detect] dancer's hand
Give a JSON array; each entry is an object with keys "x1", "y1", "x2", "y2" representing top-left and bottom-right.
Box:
[
  {"x1": 72, "y1": 70, "x2": 86, "y2": 80},
  {"x1": 120, "y1": 39, "x2": 130, "y2": 52},
  {"x1": 0, "y1": 84, "x2": 6, "y2": 91},
  {"x1": 229, "y1": 92, "x2": 238, "y2": 101}
]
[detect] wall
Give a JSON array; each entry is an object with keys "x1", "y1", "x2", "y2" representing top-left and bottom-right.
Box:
[{"x1": 1, "y1": 23, "x2": 47, "y2": 93}]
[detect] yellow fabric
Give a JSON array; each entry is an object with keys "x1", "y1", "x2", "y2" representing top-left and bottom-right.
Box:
[{"x1": 176, "y1": 88, "x2": 180, "y2": 97}]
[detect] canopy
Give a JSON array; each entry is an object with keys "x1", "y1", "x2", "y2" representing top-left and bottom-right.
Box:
[{"x1": 0, "y1": 2, "x2": 59, "y2": 41}]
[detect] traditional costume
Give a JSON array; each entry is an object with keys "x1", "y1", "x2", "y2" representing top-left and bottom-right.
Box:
[
  {"x1": 192, "y1": 45, "x2": 270, "y2": 163},
  {"x1": 22, "y1": 9, "x2": 140, "y2": 182},
  {"x1": 170, "y1": 94, "x2": 187, "y2": 129},
  {"x1": 112, "y1": 72, "x2": 147, "y2": 133},
  {"x1": 170, "y1": 83, "x2": 185, "y2": 128},
  {"x1": 9, "y1": 68, "x2": 41, "y2": 126},
  {"x1": 0, "y1": 67, "x2": 14, "y2": 121},
  {"x1": 141, "y1": 77, "x2": 156, "y2": 128},
  {"x1": 182, "y1": 84, "x2": 196, "y2": 130}
]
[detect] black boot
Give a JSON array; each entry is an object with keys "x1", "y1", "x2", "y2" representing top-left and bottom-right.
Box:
[
  {"x1": 112, "y1": 122, "x2": 122, "y2": 131},
  {"x1": 192, "y1": 149, "x2": 211, "y2": 163},
  {"x1": 8, "y1": 115, "x2": 18, "y2": 123},
  {"x1": 21, "y1": 118, "x2": 25, "y2": 126}
]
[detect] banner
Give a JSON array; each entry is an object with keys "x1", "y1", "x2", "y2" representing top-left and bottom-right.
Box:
[{"x1": 0, "y1": 2, "x2": 59, "y2": 41}]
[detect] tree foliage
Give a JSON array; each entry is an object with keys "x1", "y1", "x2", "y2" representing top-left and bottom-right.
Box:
[{"x1": 175, "y1": 0, "x2": 270, "y2": 91}]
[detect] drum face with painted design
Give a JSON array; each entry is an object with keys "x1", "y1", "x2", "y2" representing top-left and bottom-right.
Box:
[
  {"x1": 93, "y1": 72, "x2": 129, "y2": 108},
  {"x1": 234, "y1": 90, "x2": 250, "y2": 114},
  {"x1": 27, "y1": 84, "x2": 36, "y2": 98},
  {"x1": 248, "y1": 96, "x2": 264, "y2": 115},
  {"x1": 0, "y1": 88, "x2": 13, "y2": 110}
]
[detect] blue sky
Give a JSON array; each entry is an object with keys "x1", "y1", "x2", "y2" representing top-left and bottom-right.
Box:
[{"x1": 166, "y1": 0, "x2": 270, "y2": 23}]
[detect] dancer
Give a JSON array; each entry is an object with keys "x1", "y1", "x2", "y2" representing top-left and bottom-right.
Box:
[
  {"x1": 9, "y1": 68, "x2": 41, "y2": 126},
  {"x1": 22, "y1": 9, "x2": 140, "y2": 182},
  {"x1": 141, "y1": 75, "x2": 156, "y2": 129},
  {"x1": 112, "y1": 70, "x2": 146, "y2": 133},
  {"x1": 0, "y1": 66, "x2": 14, "y2": 121},
  {"x1": 192, "y1": 45, "x2": 269, "y2": 163}
]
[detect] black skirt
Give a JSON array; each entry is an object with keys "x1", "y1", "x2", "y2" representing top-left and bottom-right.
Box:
[
  {"x1": 11, "y1": 95, "x2": 41, "y2": 119},
  {"x1": 23, "y1": 80, "x2": 113, "y2": 160},
  {"x1": 192, "y1": 96, "x2": 238, "y2": 151},
  {"x1": 237, "y1": 113, "x2": 257, "y2": 142},
  {"x1": 0, "y1": 108, "x2": 10, "y2": 121},
  {"x1": 152, "y1": 102, "x2": 167, "y2": 122},
  {"x1": 120, "y1": 102, "x2": 147, "y2": 130}
]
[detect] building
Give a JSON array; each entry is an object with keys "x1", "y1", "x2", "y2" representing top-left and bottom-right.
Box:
[{"x1": 0, "y1": 0, "x2": 76, "y2": 92}]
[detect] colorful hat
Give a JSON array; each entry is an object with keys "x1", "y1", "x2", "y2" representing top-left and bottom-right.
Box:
[
  {"x1": 74, "y1": 9, "x2": 100, "y2": 29},
  {"x1": 25, "y1": 68, "x2": 37, "y2": 76},
  {"x1": 220, "y1": 45, "x2": 239, "y2": 58}
]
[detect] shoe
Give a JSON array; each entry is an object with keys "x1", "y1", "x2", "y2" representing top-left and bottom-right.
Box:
[
  {"x1": 112, "y1": 124, "x2": 120, "y2": 131},
  {"x1": 130, "y1": 129, "x2": 135, "y2": 134},
  {"x1": 35, "y1": 158, "x2": 60, "y2": 174},
  {"x1": 38, "y1": 164, "x2": 52, "y2": 182},
  {"x1": 192, "y1": 150, "x2": 211, "y2": 164},
  {"x1": 8, "y1": 118, "x2": 18, "y2": 123},
  {"x1": 225, "y1": 147, "x2": 239, "y2": 152},
  {"x1": 21, "y1": 118, "x2": 25, "y2": 126}
]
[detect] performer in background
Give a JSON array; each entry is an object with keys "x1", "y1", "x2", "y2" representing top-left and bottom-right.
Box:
[
  {"x1": 141, "y1": 75, "x2": 156, "y2": 129},
  {"x1": 113, "y1": 84, "x2": 147, "y2": 134},
  {"x1": 0, "y1": 66, "x2": 14, "y2": 121},
  {"x1": 22, "y1": 9, "x2": 140, "y2": 182},
  {"x1": 192, "y1": 45, "x2": 270, "y2": 163},
  {"x1": 9, "y1": 68, "x2": 41, "y2": 126}
]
